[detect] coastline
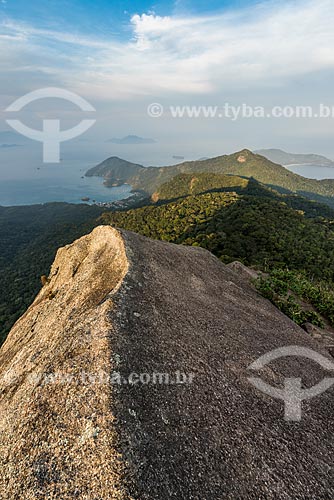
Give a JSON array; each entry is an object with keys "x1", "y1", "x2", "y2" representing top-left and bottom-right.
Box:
[{"x1": 284, "y1": 163, "x2": 334, "y2": 168}]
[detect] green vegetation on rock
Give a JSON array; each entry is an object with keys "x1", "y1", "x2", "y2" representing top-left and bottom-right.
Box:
[{"x1": 255, "y1": 269, "x2": 334, "y2": 328}]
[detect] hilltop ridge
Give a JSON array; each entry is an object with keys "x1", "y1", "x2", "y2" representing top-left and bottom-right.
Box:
[
  {"x1": 86, "y1": 157, "x2": 145, "y2": 187},
  {"x1": 256, "y1": 148, "x2": 334, "y2": 166},
  {"x1": 1, "y1": 226, "x2": 333, "y2": 499},
  {"x1": 86, "y1": 149, "x2": 334, "y2": 206}
]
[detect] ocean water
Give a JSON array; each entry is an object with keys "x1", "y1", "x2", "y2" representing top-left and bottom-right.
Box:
[
  {"x1": 285, "y1": 164, "x2": 334, "y2": 180},
  {"x1": 0, "y1": 140, "x2": 189, "y2": 206},
  {"x1": 1, "y1": 141, "x2": 334, "y2": 206},
  {"x1": 0, "y1": 153, "x2": 132, "y2": 206},
  {"x1": 0, "y1": 177, "x2": 132, "y2": 206}
]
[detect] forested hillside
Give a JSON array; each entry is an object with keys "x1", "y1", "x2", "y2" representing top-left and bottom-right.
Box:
[
  {"x1": 153, "y1": 172, "x2": 334, "y2": 218},
  {"x1": 0, "y1": 203, "x2": 105, "y2": 345},
  {"x1": 102, "y1": 189, "x2": 334, "y2": 329},
  {"x1": 102, "y1": 193, "x2": 334, "y2": 279},
  {"x1": 3, "y1": 171, "x2": 334, "y2": 346},
  {"x1": 86, "y1": 149, "x2": 334, "y2": 206},
  {"x1": 153, "y1": 173, "x2": 250, "y2": 201}
]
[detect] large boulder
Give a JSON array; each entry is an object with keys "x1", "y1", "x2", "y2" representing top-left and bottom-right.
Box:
[{"x1": 0, "y1": 226, "x2": 333, "y2": 499}]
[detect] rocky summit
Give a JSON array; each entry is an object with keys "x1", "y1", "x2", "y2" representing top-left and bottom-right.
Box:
[{"x1": 0, "y1": 226, "x2": 333, "y2": 499}]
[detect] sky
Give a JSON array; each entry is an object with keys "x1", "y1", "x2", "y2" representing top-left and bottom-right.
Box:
[{"x1": 1, "y1": 0, "x2": 334, "y2": 165}]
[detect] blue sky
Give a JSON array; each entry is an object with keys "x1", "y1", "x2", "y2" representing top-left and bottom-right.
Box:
[
  {"x1": 1, "y1": 0, "x2": 334, "y2": 159},
  {"x1": 1, "y1": 1, "x2": 258, "y2": 35}
]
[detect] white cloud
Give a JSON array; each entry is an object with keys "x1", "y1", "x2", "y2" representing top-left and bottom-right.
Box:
[
  {"x1": 129, "y1": 0, "x2": 334, "y2": 89},
  {"x1": 1, "y1": 0, "x2": 334, "y2": 100}
]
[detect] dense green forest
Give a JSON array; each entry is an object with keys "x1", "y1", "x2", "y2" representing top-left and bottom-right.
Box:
[
  {"x1": 154, "y1": 173, "x2": 250, "y2": 201},
  {"x1": 0, "y1": 203, "x2": 105, "y2": 345},
  {"x1": 102, "y1": 192, "x2": 334, "y2": 279},
  {"x1": 86, "y1": 149, "x2": 334, "y2": 206},
  {"x1": 101, "y1": 186, "x2": 334, "y2": 328},
  {"x1": 2, "y1": 169, "x2": 334, "y2": 346},
  {"x1": 153, "y1": 172, "x2": 334, "y2": 218}
]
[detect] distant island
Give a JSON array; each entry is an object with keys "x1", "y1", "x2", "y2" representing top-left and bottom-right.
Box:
[
  {"x1": 255, "y1": 148, "x2": 334, "y2": 167},
  {"x1": 107, "y1": 135, "x2": 156, "y2": 145}
]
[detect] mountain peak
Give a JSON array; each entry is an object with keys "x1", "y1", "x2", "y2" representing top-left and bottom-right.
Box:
[
  {"x1": 236, "y1": 148, "x2": 254, "y2": 155},
  {"x1": 1, "y1": 226, "x2": 333, "y2": 498}
]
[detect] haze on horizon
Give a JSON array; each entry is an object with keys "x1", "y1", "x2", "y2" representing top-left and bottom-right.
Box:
[{"x1": 1, "y1": 0, "x2": 334, "y2": 174}]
